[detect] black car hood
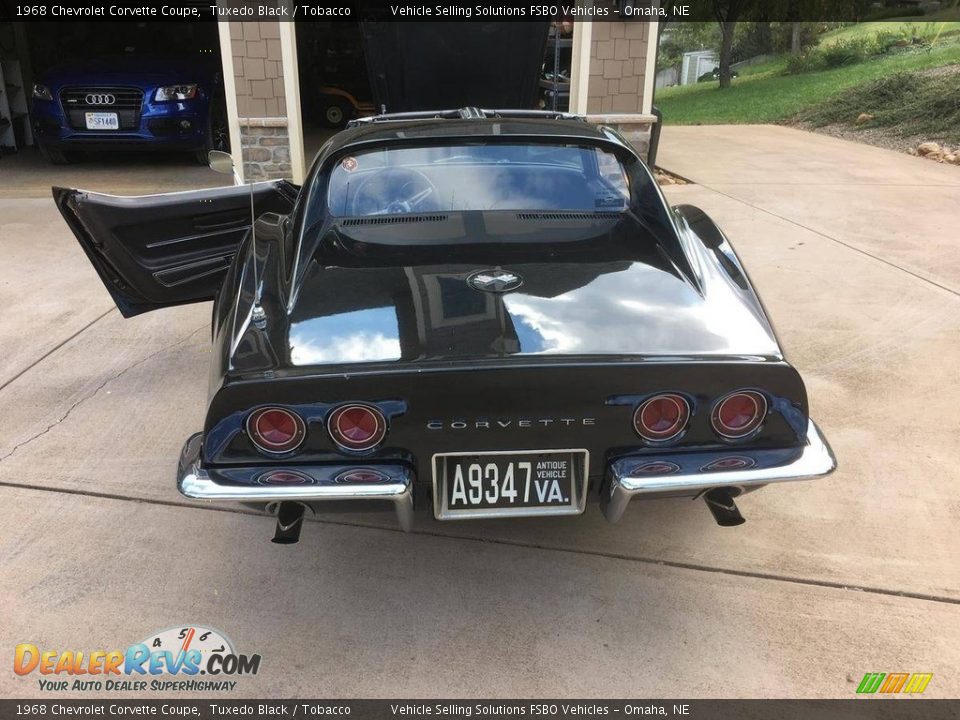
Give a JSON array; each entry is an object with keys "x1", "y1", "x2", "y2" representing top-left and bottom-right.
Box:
[
  {"x1": 283, "y1": 227, "x2": 781, "y2": 367},
  {"x1": 360, "y1": 21, "x2": 549, "y2": 113}
]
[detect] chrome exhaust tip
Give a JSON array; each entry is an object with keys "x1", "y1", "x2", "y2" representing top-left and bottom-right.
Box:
[
  {"x1": 703, "y1": 488, "x2": 745, "y2": 527},
  {"x1": 271, "y1": 501, "x2": 308, "y2": 544}
]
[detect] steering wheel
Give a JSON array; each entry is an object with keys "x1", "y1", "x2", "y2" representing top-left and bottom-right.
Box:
[{"x1": 352, "y1": 167, "x2": 438, "y2": 215}]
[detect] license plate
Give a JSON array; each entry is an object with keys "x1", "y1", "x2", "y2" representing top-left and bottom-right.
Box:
[
  {"x1": 432, "y1": 449, "x2": 589, "y2": 520},
  {"x1": 85, "y1": 112, "x2": 119, "y2": 130}
]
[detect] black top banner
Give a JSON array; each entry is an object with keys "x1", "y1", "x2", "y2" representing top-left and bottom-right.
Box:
[{"x1": 2, "y1": 0, "x2": 957, "y2": 23}]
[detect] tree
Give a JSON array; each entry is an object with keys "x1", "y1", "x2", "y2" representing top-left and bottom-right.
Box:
[
  {"x1": 787, "y1": 0, "x2": 801, "y2": 55},
  {"x1": 657, "y1": 22, "x2": 721, "y2": 73},
  {"x1": 711, "y1": 0, "x2": 751, "y2": 89}
]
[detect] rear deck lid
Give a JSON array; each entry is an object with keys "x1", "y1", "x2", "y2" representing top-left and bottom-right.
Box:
[{"x1": 360, "y1": 21, "x2": 550, "y2": 113}]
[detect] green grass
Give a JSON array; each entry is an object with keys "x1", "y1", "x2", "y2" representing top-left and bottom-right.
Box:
[
  {"x1": 655, "y1": 41, "x2": 960, "y2": 125},
  {"x1": 820, "y1": 8, "x2": 960, "y2": 46}
]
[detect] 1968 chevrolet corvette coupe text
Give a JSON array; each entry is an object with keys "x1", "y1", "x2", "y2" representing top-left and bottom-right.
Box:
[{"x1": 55, "y1": 107, "x2": 836, "y2": 543}]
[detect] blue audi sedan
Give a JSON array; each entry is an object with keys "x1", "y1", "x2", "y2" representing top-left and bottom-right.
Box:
[{"x1": 31, "y1": 53, "x2": 228, "y2": 164}]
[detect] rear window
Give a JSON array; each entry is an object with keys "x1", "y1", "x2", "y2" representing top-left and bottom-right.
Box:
[{"x1": 326, "y1": 144, "x2": 630, "y2": 217}]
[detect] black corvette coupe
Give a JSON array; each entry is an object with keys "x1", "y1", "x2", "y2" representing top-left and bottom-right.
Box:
[{"x1": 54, "y1": 106, "x2": 835, "y2": 542}]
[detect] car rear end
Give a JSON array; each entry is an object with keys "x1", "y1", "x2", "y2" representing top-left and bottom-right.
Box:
[
  {"x1": 177, "y1": 123, "x2": 834, "y2": 541},
  {"x1": 178, "y1": 355, "x2": 835, "y2": 540}
]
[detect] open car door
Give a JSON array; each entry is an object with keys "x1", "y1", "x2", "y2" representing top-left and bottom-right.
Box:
[{"x1": 54, "y1": 182, "x2": 298, "y2": 318}]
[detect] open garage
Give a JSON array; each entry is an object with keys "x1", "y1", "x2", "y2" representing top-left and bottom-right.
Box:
[
  {"x1": 3, "y1": 14, "x2": 661, "y2": 193},
  {"x1": 0, "y1": 19, "x2": 230, "y2": 195},
  {"x1": 293, "y1": 21, "x2": 373, "y2": 160}
]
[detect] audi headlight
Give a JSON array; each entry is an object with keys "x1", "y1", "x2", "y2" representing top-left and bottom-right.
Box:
[
  {"x1": 32, "y1": 84, "x2": 53, "y2": 101},
  {"x1": 154, "y1": 84, "x2": 198, "y2": 102}
]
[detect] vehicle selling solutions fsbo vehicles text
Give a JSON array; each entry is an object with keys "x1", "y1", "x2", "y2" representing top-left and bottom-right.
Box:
[
  {"x1": 386, "y1": 4, "x2": 689, "y2": 18},
  {"x1": 389, "y1": 5, "x2": 609, "y2": 18}
]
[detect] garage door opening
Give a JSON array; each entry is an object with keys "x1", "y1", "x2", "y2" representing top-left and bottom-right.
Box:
[
  {"x1": 295, "y1": 21, "x2": 373, "y2": 160},
  {"x1": 0, "y1": 20, "x2": 232, "y2": 194}
]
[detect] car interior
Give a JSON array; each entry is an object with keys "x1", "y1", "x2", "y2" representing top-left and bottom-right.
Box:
[{"x1": 325, "y1": 144, "x2": 631, "y2": 217}]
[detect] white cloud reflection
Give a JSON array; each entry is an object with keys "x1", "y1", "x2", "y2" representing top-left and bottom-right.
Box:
[{"x1": 290, "y1": 331, "x2": 401, "y2": 365}]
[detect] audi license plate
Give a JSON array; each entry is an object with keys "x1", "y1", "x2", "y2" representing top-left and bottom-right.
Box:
[
  {"x1": 85, "y1": 112, "x2": 119, "y2": 130},
  {"x1": 433, "y1": 449, "x2": 589, "y2": 520}
]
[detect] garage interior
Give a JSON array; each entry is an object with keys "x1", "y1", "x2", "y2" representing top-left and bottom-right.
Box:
[
  {"x1": 3, "y1": 18, "x2": 584, "y2": 192},
  {"x1": 2, "y1": 16, "x2": 661, "y2": 194},
  {"x1": 0, "y1": 20, "x2": 229, "y2": 194},
  {"x1": 293, "y1": 20, "x2": 566, "y2": 162},
  {"x1": 295, "y1": 20, "x2": 373, "y2": 160}
]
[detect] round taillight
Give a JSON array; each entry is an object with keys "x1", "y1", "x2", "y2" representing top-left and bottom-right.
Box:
[
  {"x1": 633, "y1": 394, "x2": 690, "y2": 442},
  {"x1": 246, "y1": 407, "x2": 306, "y2": 454},
  {"x1": 327, "y1": 404, "x2": 387, "y2": 452},
  {"x1": 712, "y1": 391, "x2": 767, "y2": 439}
]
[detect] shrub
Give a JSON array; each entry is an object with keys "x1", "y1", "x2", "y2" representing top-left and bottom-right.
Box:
[
  {"x1": 867, "y1": 30, "x2": 901, "y2": 55},
  {"x1": 821, "y1": 38, "x2": 869, "y2": 67},
  {"x1": 894, "y1": 22, "x2": 946, "y2": 48},
  {"x1": 786, "y1": 31, "x2": 903, "y2": 75},
  {"x1": 786, "y1": 51, "x2": 825, "y2": 74},
  {"x1": 771, "y1": 22, "x2": 836, "y2": 54}
]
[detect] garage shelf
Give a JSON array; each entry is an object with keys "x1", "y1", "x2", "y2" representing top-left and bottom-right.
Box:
[{"x1": 541, "y1": 23, "x2": 572, "y2": 112}]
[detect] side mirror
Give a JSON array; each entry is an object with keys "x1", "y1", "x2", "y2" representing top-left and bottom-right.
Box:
[{"x1": 208, "y1": 150, "x2": 235, "y2": 176}]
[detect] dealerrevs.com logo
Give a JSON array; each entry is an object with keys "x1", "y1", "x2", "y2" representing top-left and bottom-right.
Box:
[{"x1": 14, "y1": 625, "x2": 261, "y2": 693}]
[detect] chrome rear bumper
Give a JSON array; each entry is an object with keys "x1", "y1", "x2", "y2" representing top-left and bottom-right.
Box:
[
  {"x1": 177, "y1": 420, "x2": 835, "y2": 533},
  {"x1": 176, "y1": 433, "x2": 414, "y2": 531},
  {"x1": 601, "y1": 421, "x2": 836, "y2": 523}
]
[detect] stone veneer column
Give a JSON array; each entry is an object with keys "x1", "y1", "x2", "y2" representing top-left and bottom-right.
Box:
[
  {"x1": 585, "y1": 113, "x2": 658, "y2": 159},
  {"x1": 227, "y1": 18, "x2": 294, "y2": 181},
  {"x1": 239, "y1": 118, "x2": 292, "y2": 180}
]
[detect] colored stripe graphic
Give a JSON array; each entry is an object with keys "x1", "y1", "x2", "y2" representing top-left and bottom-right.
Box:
[
  {"x1": 856, "y1": 672, "x2": 932, "y2": 694},
  {"x1": 856, "y1": 673, "x2": 885, "y2": 694},
  {"x1": 902, "y1": 673, "x2": 933, "y2": 694},
  {"x1": 880, "y1": 673, "x2": 909, "y2": 693}
]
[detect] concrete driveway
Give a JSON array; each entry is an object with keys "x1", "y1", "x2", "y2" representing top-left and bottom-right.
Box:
[
  {"x1": 1, "y1": 125, "x2": 959, "y2": 699},
  {"x1": 0, "y1": 146, "x2": 230, "y2": 199}
]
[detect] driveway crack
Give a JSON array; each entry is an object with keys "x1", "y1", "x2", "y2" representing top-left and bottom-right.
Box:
[
  {"x1": 0, "y1": 325, "x2": 207, "y2": 464},
  {"x1": 0, "y1": 307, "x2": 116, "y2": 392}
]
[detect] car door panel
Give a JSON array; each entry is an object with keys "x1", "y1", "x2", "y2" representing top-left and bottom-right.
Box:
[{"x1": 53, "y1": 182, "x2": 298, "y2": 318}]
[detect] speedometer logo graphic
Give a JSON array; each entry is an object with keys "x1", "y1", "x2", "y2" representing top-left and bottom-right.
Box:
[{"x1": 140, "y1": 625, "x2": 234, "y2": 669}]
